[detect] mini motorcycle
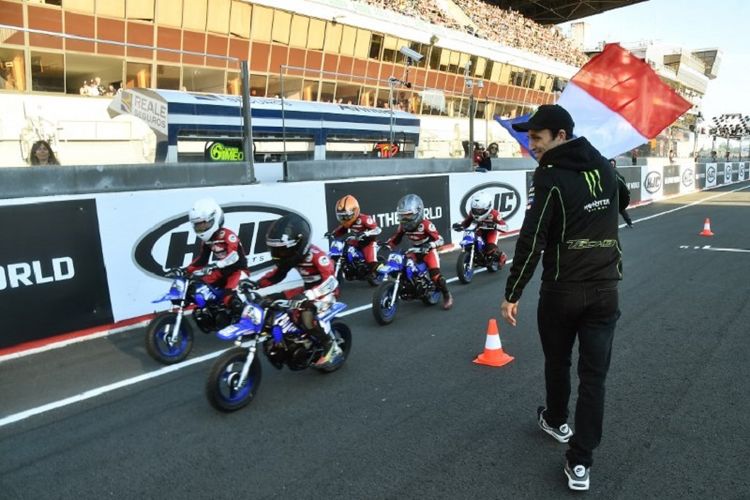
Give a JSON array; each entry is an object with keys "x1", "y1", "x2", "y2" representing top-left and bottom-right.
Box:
[
  {"x1": 454, "y1": 226, "x2": 505, "y2": 284},
  {"x1": 328, "y1": 234, "x2": 383, "y2": 286},
  {"x1": 145, "y1": 267, "x2": 242, "y2": 365},
  {"x1": 371, "y1": 247, "x2": 442, "y2": 325},
  {"x1": 205, "y1": 285, "x2": 352, "y2": 412}
]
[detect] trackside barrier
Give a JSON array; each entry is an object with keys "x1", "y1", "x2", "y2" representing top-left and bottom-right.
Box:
[
  {"x1": 284, "y1": 158, "x2": 471, "y2": 182},
  {"x1": 0, "y1": 161, "x2": 745, "y2": 350},
  {"x1": 0, "y1": 162, "x2": 252, "y2": 200}
]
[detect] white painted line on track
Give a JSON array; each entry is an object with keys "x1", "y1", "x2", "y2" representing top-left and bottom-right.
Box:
[
  {"x1": 622, "y1": 182, "x2": 750, "y2": 228},
  {"x1": 0, "y1": 350, "x2": 225, "y2": 428},
  {"x1": 680, "y1": 245, "x2": 750, "y2": 254},
  {"x1": 0, "y1": 320, "x2": 151, "y2": 363},
  {"x1": 3, "y1": 182, "x2": 749, "y2": 428}
]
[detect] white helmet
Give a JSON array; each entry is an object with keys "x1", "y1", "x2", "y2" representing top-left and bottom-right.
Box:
[
  {"x1": 470, "y1": 192, "x2": 493, "y2": 221},
  {"x1": 189, "y1": 198, "x2": 224, "y2": 242}
]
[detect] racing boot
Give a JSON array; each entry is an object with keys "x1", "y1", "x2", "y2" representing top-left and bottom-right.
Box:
[
  {"x1": 314, "y1": 340, "x2": 343, "y2": 367},
  {"x1": 310, "y1": 323, "x2": 343, "y2": 368},
  {"x1": 498, "y1": 251, "x2": 508, "y2": 268},
  {"x1": 367, "y1": 262, "x2": 383, "y2": 281},
  {"x1": 442, "y1": 290, "x2": 454, "y2": 310}
]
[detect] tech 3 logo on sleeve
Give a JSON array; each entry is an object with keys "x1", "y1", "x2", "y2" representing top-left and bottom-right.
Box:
[{"x1": 566, "y1": 239, "x2": 618, "y2": 250}]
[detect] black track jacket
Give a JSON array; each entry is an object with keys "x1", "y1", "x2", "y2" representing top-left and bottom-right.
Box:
[{"x1": 505, "y1": 137, "x2": 623, "y2": 303}]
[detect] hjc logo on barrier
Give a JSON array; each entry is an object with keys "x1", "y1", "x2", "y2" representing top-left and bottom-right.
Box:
[
  {"x1": 682, "y1": 168, "x2": 694, "y2": 187},
  {"x1": 460, "y1": 182, "x2": 521, "y2": 220},
  {"x1": 707, "y1": 166, "x2": 716, "y2": 183},
  {"x1": 724, "y1": 164, "x2": 732, "y2": 181},
  {"x1": 644, "y1": 172, "x2": 662, "y2": 194},
  {"x1": 133, "y1": 205, "x2": 302, "y2": 277}
]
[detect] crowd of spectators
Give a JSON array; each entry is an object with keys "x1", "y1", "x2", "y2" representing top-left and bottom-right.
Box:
[
  {"x1": 357, "y1": 0, "x2": 588, "y2": 67},
  {"x1": 361, "y1": 0, "x2": 468, "y2": 32},
  {"x1": 79, "y1": 76, "x2": 119, "y2": 97}
]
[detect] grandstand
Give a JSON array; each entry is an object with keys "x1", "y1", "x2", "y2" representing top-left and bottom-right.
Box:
[{"x1": 0, "y1": 0, "x2": 640, "y2": 165}]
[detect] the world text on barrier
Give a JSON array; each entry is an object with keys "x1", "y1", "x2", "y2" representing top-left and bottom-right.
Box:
[{"x1": 0, "y1": 257, "x2": 74, "y2": 290}]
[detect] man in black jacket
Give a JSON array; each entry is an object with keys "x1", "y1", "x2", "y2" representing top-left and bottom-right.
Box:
[{"x1": 500, "y1": 105, "x2": 622, "y2": 491}]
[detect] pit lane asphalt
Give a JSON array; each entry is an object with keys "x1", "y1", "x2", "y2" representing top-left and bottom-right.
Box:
[{"x1": 2, "y1": 182, "x2": 749, "y2": 499}]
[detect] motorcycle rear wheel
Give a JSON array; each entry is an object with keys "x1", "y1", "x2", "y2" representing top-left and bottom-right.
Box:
[
  {"x1": 145, "y1": 311, "x2": 194, "y2": 365},
  {"x1": 486, "y1": 252, "x2": 500, "y2": 273},
  {"x1": 206, "y1": 347, "x2": 262, "y2": 412},
  {"x1": 372, "y1": 281, "x2": 398, "y2": 325},
  {"x1": 421, "y1": 288, "x2": 441, "y2": 306}
]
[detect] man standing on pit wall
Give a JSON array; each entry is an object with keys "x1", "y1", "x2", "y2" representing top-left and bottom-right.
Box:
[{"x1": 500, "y1": 105, "x2": 623, "y2": 491}]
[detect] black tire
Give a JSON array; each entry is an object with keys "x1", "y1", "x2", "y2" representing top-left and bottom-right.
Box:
[
  {"x1": 456, "y1": 250, "x2": 474, "y2": 284},
  {"x1": 316, "y1": 322, "x2": 353, "y2": 373},
  {"x1": 205, "y1": 347, "x2": 262, "y2": 412},
  {"x1": 372, "y1": 281, "x2": 398, "y2": 325},
  {"x1": 145, "y1": 311, "x2": 194, "y2": 365},
  {"x1": 367, "y1": 272, "x2": 384, "y2": 287}
]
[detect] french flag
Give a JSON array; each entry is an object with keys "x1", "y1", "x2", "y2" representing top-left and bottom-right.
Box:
[
  {"x1": 495, "y1": 114, "x2": 534, "y2": 158},
  {"x1": 557, "y1": 43, "x2": 692, "y2": 159}
]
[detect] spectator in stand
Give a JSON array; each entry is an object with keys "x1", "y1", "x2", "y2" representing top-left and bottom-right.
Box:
[
  {"x1": 477, "y1": 148, "x2": 492, "y2": 171},
  {"x1": 472, "y1": 143, "x2": 483, "y2": 165},
  {"x1": 487, "y1": 142, "x2": 499, "y2": 158},
  {"x1": 29, "y1": 140, "x2": 60, "y2": 166},
  {"x1": 710, "y1": 151, "x2": 717, "y2": 161},
  {"x1": 630, "y1": 149, "x2": 638, "y2": 165},
  {"x1": 93, "y1": 76, "x2": 105, "y2": 96},
  {"x1": 668, "y1": 149, "x2": 676, "y2": 164}
]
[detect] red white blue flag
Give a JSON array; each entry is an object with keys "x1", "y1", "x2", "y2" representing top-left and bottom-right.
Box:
[
  {"x1": 557, "y1": 43, "x2": 692, "y2": 158},
  {"x1": 495, "y1": 114, "x2": 534, "y2": 158}
]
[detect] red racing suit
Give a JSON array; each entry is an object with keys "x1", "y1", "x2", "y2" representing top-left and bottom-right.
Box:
[
  {"x1": 386, "y1": 218, "x2": 445, "y2": 279},
  {"x1": 331, "y1": 213, "x2": 382, "y2": 264},
  {"x1": 456, "y1": 209, "x2": 508, "y2": 247},
  {"x1": 257, "y1": 244, "x2": 339, "y2": 310},
  {"x1": 186, "y1": 228, "x2": 248, "y2": 305}
]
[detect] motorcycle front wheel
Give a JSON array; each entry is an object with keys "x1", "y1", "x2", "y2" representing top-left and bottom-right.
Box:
[
  {"x1": 456, "y1": 250, "x2": 474, "y2": 284},
  {"x1": 372, "y1": 281, "x2": 398, "y2": 325},
  {"x1": 206, "y1": 347, "x2": 262, "y2": 412},
  {"x1": 145, "y1": 311, "x2": 194, "y2": 365}
]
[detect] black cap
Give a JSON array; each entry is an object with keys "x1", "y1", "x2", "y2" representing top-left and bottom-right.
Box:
[{"x1": 512, "y1": 104, "x2": 575, "y2": 134}]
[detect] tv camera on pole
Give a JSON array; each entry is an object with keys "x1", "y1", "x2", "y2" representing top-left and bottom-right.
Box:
[{"x1": 388, "y1": 47, "x2": 424, "y2": 148}]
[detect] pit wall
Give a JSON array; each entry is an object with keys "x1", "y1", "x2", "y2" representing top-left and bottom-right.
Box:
[{"x1": 1, "y1": 162, "x2": 745, "y2": 351}]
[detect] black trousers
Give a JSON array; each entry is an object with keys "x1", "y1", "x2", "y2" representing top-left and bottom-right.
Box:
[{"x1": 537, "y1": 280, "x2": 619, "y2": 468}]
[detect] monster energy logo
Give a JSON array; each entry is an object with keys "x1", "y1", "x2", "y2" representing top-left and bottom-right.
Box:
[{"x1": 582, "y1": 170, "x2": 603, "y2": 196}]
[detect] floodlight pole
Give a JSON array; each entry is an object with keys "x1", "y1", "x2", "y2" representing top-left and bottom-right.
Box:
[{"x1": 240, "y1": 60, "x2": 256, "y2": 183}]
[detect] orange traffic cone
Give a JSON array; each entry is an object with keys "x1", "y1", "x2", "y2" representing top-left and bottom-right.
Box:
[
  {"x1": 473, "y1": 319, "x2": 514, "y2": 367},
  {"x1": 699, "y1": 218, "x2": 714, "y2": 237}
]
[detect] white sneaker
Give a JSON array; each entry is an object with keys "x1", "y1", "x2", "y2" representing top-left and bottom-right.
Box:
[
  {"x1": 564, "y1": 462, "x2": 590, "y2": 491},
  {"x1": 537, "y1": 406, "x2": 573, "y2": 443}
]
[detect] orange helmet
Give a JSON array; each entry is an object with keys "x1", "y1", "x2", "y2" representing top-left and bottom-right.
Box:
[{"x1": 335, "y1": 195, "x2": 360, "y2": 227}]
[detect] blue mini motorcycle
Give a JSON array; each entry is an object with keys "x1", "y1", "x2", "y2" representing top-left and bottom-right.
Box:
[
  {"x1": 146, "y1": 267, "x2": 242, "y2": 365},
  {"x1": 371, "y1": 248, "x2": 442, "y2": 325},
  {"x1": 205, "y1": 285, "x2": 352, "y2": 412},
  {"x1": 328, "y1": 235, "x2": 383, "y2": 286},
  {"x1": 454, "y1": 227, "x2": 504, "y2": 284}
]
